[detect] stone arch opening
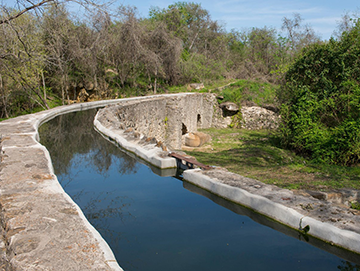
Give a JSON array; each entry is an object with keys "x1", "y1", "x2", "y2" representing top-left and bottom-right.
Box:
[
  {"x1": 182, "y1": 123, "x2": 188, "y2": 135},
  {"x1": 197, "y1": 114, "x2": 201, "y2": 127}
]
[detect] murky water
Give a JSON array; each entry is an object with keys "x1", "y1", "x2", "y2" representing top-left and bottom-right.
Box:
[{"x1": 39, "y1": 109, "x2": 360, "y2": 271}]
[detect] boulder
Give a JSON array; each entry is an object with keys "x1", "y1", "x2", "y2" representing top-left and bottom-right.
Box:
[
  {"x1": 185, "y1": 133, "x2": 201, "y2": 147},
  {"x1": 219, "y1": 101, "x2": 239, "y2": 112},
  {"x1": 184, "y1": 132, "x2": 211, "y2": 147},
  {"x1": 241, "y1": 106, "x2": 280, "y2": 130},
  {"x1": 219, "y1": 101, "x2": 239, "y2": 117},
  {"x1": 194, "y1": 132, "x2": 211, "y2": 146},
  {"x1": 188, "y1": 83, "x2": 205, "y2": 90}
]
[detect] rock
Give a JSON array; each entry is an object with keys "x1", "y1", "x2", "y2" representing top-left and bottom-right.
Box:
[
  {"x1": 85, "y1": 82, "x2": 94, "y2": 91},
  {"x1": 219, "y1": 101, "x2": 239, "y2": 112},
  {"x1": 184, "y1": 132, "x2": 211, "y2": 147},
  {"x1": 155, "y1": 141, "x2": 163, "y2": 147},
  {"x1": 307, "y1": 191, "x2": 327, "y2": 201},
  {"x1": 193, "y1": 132, "x2": 211, "y2": 146},
  {"x1": 241, "y1": 106, "x2": 280, "y2": 130},
  {"x1": 185, "y1": 133, "x2": 201, "y2": 147},
  {"x1": 146, "y1": 137, "x2": 158, "y2": 144},
  {"x1": 124, "y1": 128, "x2": 133, "y2": 133},
  {"x1": 262, "y1": 104, "x2": 279, "y2": 113},
  {"x1": 216, "y1": 95, "x2": 224, "y2": 100},
  {"x1": 77, "y1": 88, "x2": 89, "y2": 102},
  {"x1": 188, "y1": 83, "x2": 205, "y2": 90}
]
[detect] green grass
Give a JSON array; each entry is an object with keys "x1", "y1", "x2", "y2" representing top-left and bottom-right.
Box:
[
  {"x1": 186, "y1": 128, "x2": 360, "y2": 191},
  {"x1": 217, "y1": 79, "x2": 279, "y2": 106},
  {"x1": 167, "y1": 78, "x2": 236, "y2": 93}
]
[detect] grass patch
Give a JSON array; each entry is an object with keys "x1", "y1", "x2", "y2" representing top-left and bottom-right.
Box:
[
  {"x1": 214, "y1": 79, "x2": 279, "y2": 107},
  {"x1": 167, "y1": 78, "x2": 236, "y2": 93},
  {"x1": 186, "y1": 128, "x2": 360, "y2": 191}
]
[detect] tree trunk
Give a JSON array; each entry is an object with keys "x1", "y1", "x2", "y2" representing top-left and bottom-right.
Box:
[
  {"x1": 0, "y1": 74, "x2": 9, "y2": 118},
  {"x1": 154, "y1": 69, "x2": 157, "y2": 94},
  {"x1": 41, "y1": 70, "x2": 47, "y2": 104}
]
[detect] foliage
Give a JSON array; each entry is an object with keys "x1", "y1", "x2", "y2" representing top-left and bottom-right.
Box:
[
  {"x1": 218, "y1": 79, "x2": 278, "y2": 108},
  {"x1": 279, "y1": 19, "x2": 360, "y2": 165},
  {"x1": 350, "y1": 201, "x2": 360, "y2": 210},
  {"x1": 0, "y1": 1, "x2": 322, "y2": 119}
]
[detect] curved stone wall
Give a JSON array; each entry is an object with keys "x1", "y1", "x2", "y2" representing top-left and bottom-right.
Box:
[
  {"x1": 0, "y1": 97, "x2": 162, "y2": 270},
  {"x1": 95, "y1": 93, "x2": 216, "y2": 150}
]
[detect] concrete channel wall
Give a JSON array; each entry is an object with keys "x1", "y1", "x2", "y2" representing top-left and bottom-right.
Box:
[{"x1": 0, "y1": 94, "x2": 194, "y2": 270}]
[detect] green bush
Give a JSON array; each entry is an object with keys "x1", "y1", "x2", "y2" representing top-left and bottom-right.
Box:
[
  {"x1": 219, "y1": 79, "x2": 278, "y2": 106},
  {"x1": 279, "y1": 19, "x2": 360, "y2": 165}
]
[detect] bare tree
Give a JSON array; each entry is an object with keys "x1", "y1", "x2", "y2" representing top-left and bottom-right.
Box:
[
  {"x1": 333, "y1": 10, "x2": 360, "y2": 39},
  {"x1": 281, "y1": 13, "x2": 320, "y2": 52}
]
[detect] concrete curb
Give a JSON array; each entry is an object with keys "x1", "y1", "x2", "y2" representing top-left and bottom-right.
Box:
[{"x1": 182, "y1": 169, "x2": 360, "y2": 255}]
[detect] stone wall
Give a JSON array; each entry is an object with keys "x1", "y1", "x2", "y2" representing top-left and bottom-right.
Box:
[
  {"x1": 96, "y1": 93, "x2": 216, "y2": 150},
  {"x1": 241, "y1": 106, "x2": 280, "y2": 130}
]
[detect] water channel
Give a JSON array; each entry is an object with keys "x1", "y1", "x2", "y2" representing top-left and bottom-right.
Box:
[{"x1": 38, "y1": 109, "x2": 360, "y2": 271}]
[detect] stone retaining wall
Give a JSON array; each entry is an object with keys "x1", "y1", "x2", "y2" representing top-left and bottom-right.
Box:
[{"x1": 96, "y1": 93, "x2": 216, "y2": 150}]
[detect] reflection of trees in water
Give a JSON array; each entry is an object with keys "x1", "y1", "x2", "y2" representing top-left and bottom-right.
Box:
[
  {"x1": 39, "y1": 109, "x2": 137, "y2": 244},
  {"x1": 39, "y1": 109, "x2": 139, "y2": 177},
  {"x1": 72, "y1": 190, "x2": 134, "y2": 245},
  {"x1": 338, "y1": 261, "x2": 360, "y2": 271}
]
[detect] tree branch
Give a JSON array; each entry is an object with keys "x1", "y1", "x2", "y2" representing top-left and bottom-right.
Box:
[{"x1": 0, "y1": 0, "x2": 54, "y2": 24}]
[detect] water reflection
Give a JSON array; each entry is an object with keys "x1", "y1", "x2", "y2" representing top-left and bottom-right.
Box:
[
  {"x1": 38, "y1": 109, "x2": 360, "y2": 271},
  {"x1": 39, "y1": 110, "x2": 139, "y2": 178}
]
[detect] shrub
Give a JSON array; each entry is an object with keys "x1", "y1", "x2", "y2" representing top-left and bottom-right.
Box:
[{"x1": 279, "y1": 20, "x2": 360, "y2": 165}]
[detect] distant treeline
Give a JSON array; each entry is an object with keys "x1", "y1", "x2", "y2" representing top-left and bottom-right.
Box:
[
  {"x1": 2, "y1": 1, "x2": 360, "y2": 166},
  {"x1": 1, "y1": 1, "x2": 320, "y2": 118}
]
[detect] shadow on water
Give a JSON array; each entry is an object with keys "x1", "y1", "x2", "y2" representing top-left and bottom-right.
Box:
[{"x1": 39, "y1": 108, "x2": 360, "y2": 271}]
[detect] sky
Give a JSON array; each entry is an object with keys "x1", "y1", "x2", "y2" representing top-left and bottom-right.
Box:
[
  {"x1": 116, "y1": 0, "x2": 360, "y2": 40},
  {"x1": 2, "y1": 0, "x2": 359, "y2": 40}
]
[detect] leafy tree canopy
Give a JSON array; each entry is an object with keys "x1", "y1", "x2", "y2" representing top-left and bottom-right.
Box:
[{"x1": 279, "y1": 19, "x2": 360, "y2": 165}]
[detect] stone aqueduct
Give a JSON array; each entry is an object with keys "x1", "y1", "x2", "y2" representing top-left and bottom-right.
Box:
[{"x1": 0, "y1": 93, "x2": 359, "y2": 270}]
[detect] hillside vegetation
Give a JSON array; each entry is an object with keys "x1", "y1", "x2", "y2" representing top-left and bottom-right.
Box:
[
  {"x1": 1, "y1": 1, "x2": 317, "y2": 118},
  {"x1": 2, "y1": 1, "x2": 360, "y2": 169}
]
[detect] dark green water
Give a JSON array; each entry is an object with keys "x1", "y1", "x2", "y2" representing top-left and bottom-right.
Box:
[{"x1": 39, "y1": 109, "x2": 360, "y2": 271}]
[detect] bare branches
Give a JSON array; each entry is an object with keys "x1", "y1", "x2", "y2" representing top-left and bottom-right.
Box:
[{"x1": 0, "y1": 0, "x2": 54, "y2": 24}]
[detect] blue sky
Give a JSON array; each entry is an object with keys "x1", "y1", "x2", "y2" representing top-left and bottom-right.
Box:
[
  {"x1": 2, "y1": 0, "x2": 359, "y2": 39},
  {"x1": 117, "y1": 0, "x2": 359, "y2": 40}
]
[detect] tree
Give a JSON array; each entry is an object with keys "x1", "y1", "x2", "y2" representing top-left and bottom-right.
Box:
[
  {"x1": 0, "y1": 10, "x2": 49, "y2": 117},
  {"x1": 279, "y1": 19, "x2": 360, "y2": 165},
  {"x1": 42, "y1": 4, "x2": 74, "y2": 104},
  {"x1": 281, "y1": 13, "x2": 320, "y2": 53},
  {"x1": 333, "y1": 10, "x2": 360, "y2": 39},
  {"x1": 143, "y1": 22, "x2": 182, "y2": 92}
]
